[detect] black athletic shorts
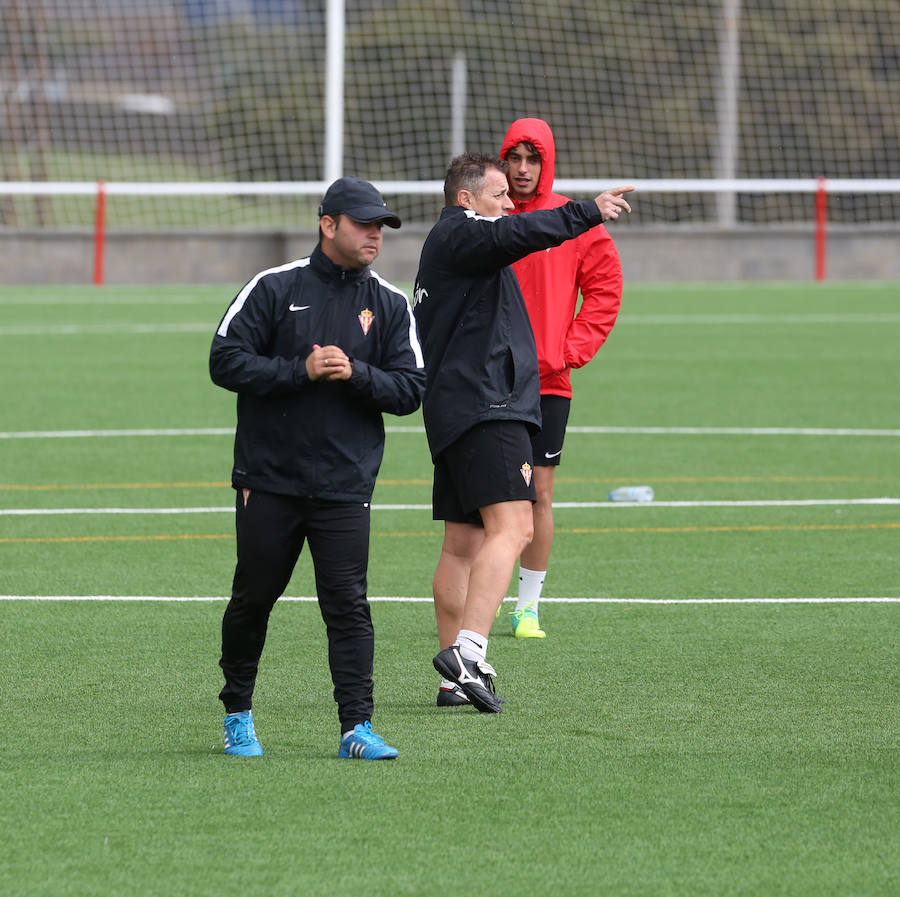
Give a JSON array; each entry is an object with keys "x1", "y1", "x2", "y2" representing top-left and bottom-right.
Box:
[
  {"x1": 432, "y1": 420, "x2": 537, "y2": 524},
  {"x1": 531, "y1": 395, "x2": 571, "y2": 467}
]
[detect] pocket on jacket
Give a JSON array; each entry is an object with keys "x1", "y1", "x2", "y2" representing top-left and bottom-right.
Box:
[{"x1": 483, "y1": 345, "x2": 516, "y2": 408}]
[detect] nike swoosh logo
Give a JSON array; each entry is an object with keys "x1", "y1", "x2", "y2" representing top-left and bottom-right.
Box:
[
  {"x1": 544, "y1": 450, "x2": 562, "y2": 459},
  {"x1": 289, "y1": 304, "x2": 310, "y2": 311}
]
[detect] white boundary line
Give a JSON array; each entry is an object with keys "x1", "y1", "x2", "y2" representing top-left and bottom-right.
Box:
[
  {"x1": 0, "y1": 595, "x2": 897, "y2": 604},
  {"x1": 619, "y1": 313, "x2": 900, "y2": 325},
  {"x1": 0, "y1": 295, "x2": 219, "y2": 306},
  {"x1": 0, "y1": 323, "x2": 213, "y2": 336},
  {"x1": 0, "y1": 428, "x2": 235, "y2": 439},
  {"x1": 0, "y1": 506, "x2": 236, "y2": 515},
  {"x1": 4, "y1": 425, "x2": 900, "y2": 438},
  {"x1": 565, "y1": 426, "x2": 900, "y2": 437},
  {"x1": 2, "y1": 314, "x2": 899, "y2": 335},
  {"x1": 3, "y1": 497, "x2": 899, "y2": 516}
]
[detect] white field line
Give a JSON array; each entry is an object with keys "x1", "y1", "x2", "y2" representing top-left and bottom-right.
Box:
[
  {"x1": 0, "y1": 323, "x2": 211, "y2": 336},
  {"x1": 3, "y1": 497, "x2": 899, "y2": 516},
  {"x1": 4, "y1": 425, "x2": 900, "y2": 439},
  {"x1": 618, "y1": 313, "x2": 900, "y2": 325},
  {"x1": 2, "y1": 314, "x2": 900, "y2": 335},
  {"x1": 0, "y1": 296, "x2": 218, "y2": 306},
  {"x1": 0, "y1": 595, "x2": 897, "y2": 604},
  {"x1": 0, "y1": 506, "x2": 237, "y2": 515},
  {"x1": 550, "y1": 497, "x2": 900, "y2": 508},
  {"x1": 565, "y1": 426, "x2": 900, "y2": 437},
  {"x1": 0, "y1": 428, "x2": 236, "y2": 439},
  {"x1": 0, "y1": 282, "x2": 895, "y2": 303},
  {"x1": 625, "y1": 280, "x2": 900, "y2": 291}
]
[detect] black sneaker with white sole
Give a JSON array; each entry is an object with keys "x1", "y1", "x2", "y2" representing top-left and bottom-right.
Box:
[
  {"x1": 433, "y1": 646, "x2": 503, "y2": 713},
  {"x1": 436, "y1": 683, "x2": 470, "y2": 707}
]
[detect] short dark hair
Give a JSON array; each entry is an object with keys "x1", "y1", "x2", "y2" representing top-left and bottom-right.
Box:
[
  {"x1": 505, "y1": 140, "x2": 539, "y2": 159},
  {"x1": 444, "y1": 153, "x2": 509, "y2": 206}
]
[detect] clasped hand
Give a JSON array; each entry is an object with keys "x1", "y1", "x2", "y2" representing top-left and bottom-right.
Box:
[{"x1": 306, "y1": 343, "x2": 352, "y2": 381}]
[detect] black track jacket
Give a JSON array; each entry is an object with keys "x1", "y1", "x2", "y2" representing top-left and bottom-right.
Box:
[
  {"x1": 413, "y1": 201, "x2": 606, "y2": 459},
  {"x1": 210, "y1": 245, "x2": 426, "y2": 502}
]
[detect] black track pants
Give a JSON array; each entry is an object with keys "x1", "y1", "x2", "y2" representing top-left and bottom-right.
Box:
[{"x1": 218, "y1": 489, "x2": 374, "y2": 732}]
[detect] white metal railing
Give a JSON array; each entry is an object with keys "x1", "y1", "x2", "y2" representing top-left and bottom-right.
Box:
[
  {"x1": 2, "y1": 178, "x2": 897, "y2": 284},
  {"x1": 2, "y1": 178, "x2": 899, "y2": 196}
]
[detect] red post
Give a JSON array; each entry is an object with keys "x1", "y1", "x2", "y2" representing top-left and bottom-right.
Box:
[
  {"x1": 814, "y1": 176, "x2": 827, "y2": 282},
  {"x1": 93, "y1": 179, "x2": 106, "y2": 286}
]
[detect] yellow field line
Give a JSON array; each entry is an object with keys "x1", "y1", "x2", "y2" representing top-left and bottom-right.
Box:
[
  {"x1": 3, "y1": 521, "x2": 898, "y2": 544},
  {"x1": 1, "y1": 482, "x2": 230, "y2": 491},
  {"x1": 0, "y1": 534, "x2": 232, "y2": 544},
  {"x1": 560, "y1": 523, "x2": 900, "y2": 535},
  {"x1": 1, "y1": 475, "x2": 892, "y2": 491},
  {"x1": 556, "y1": 475, "x2": 890, "y2": 484}
]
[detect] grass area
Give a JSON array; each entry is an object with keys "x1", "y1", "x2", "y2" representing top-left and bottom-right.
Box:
[
  {"x1": 3, "y1": 601, "x2": 897, "y2": 897},
  {"x1": 1, "y1": 150, "x2": 322, "y2": 229},
  {"x1": 0, "y1": 281, "x2": 898, "y2": 896}
]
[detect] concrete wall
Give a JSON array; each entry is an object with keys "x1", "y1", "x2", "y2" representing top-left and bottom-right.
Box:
[{"x1": 1, "y1": 224, "x2": 898, "y2": 286}]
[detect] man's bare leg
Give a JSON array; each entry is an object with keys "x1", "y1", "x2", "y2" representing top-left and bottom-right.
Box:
[
  {"x1": 515, "y1": 465, "x2": 554, "y2": 634},
  {"x1": 433, "y1": 521, "x2": 484, "y2": 650},
  {"x1": 432, "y1": 499, "x2": 533, "y2": 712},
  {"x1": 520, "y1": 465, "x2": 555, "y2": 573},
  {"x1": 460, "y1": 499, "x2": 534, "y2": 638}
]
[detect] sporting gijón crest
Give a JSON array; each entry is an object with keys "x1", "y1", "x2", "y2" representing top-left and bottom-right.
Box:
[
  {"x1": 358, "y1": 308, "x2": 374, "y2": 335},
  {"x1": 520, "y1": 461, "x2": 533, "y2": 486}
]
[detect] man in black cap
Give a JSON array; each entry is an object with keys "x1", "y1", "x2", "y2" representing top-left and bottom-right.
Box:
[{"x1": 210, "y1": 176, "x2": 426, "y2": 759}]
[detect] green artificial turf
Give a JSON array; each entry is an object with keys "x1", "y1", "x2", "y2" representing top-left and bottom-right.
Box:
[
  {"x1": 1, "y1": 601, "x2": 897, "y2": 897},
  {"x1": 1, "y1": 281, "x2": 898, "y2": 896}
]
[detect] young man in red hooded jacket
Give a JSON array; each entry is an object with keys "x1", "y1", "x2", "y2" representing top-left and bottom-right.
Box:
[{"x1": 499, "y1": 118, "x2": 624, "y2": 638}]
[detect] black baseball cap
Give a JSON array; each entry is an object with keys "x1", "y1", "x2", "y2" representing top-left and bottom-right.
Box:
[{"x1": 318, "y1": 177, "x2": 402, "y2": 228}]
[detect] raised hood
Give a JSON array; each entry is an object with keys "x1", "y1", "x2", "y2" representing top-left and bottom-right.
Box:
[{"x1": 499, "y1": 117, "x2": 557, "y2": 209}]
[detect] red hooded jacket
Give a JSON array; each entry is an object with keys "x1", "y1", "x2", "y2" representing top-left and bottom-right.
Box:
[{"x1": 500, "y1": 118, "x2": 622, "y2": 398}]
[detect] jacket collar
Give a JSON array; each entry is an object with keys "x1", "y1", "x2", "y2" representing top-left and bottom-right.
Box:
[{"x1": 310, "y1": 243, "x2": 371, "y2": 284}]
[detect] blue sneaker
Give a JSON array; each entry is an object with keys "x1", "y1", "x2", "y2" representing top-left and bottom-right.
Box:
[
  {"x1": 224, "y1": 710, "x2": 264, "y2": 756},
  {"x1": 338, "y1": 721, "x2": 398, "y2": 760}
]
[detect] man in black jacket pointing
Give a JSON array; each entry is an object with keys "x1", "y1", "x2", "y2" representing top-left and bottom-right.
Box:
[
  {"x1": 414, "y1": 153, "x2": 632, "y2": 712},
  {"x1": 210, "y1": 177, "x2": 426, "y2": 759}
]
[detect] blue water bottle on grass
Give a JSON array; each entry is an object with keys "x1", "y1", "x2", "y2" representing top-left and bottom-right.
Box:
[{"x1": 608, "y1": 485, "x2": 655, "y2": 502}]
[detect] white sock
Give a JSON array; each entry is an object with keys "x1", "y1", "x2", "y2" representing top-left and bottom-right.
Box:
[
  {"x1": 456, "y1": 629, "x2": 488, "y2": 662},
  {"x1": 517, "y1": 566, "x2": 546, "y2": 612},
  {"x1": 440, "y1": 678, "x2": 457, "y2": 690}
]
